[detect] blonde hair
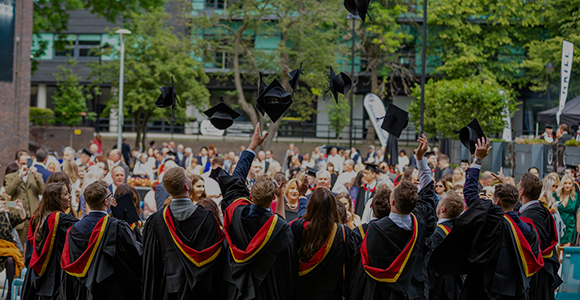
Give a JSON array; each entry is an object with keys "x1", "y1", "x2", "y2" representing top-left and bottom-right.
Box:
[
  {"x1": 251, "y1": 176, "x2": 276, "y2": 207},
  {"x1": 540, "y1": 174, "x2": 558, "y2": 207},
  {"x1": 284, "y1": 179, "x2": 301, "y2": 199},
  {"x1": 82, "y1": 166, "x2": 104, "y2": 193},
  {"x1": 557, "y1": 174, "x2": 577, "y2": 206},
  {"x1": 63, "y1": 160, "x2": 80, "y2": 183},
  {"x1": 452, "y1": 167, "x2": 465, "y2": 186}
]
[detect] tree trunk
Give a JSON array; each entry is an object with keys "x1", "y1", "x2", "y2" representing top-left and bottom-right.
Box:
[{"x1": 232, "y1": 23, "x2": 259, "y2": 128}]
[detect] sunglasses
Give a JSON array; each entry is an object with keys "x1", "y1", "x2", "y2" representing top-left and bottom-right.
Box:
[{"x1": 436, "y1": 185, "x2": 445, "y2": 188}]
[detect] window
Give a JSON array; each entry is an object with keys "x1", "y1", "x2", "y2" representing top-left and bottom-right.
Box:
[
  {"x1": 54, "y1": 34, "x2": 101, "y2": 59},
  {"x1": 206, "y1": 0, "x2": 226, "y2": 9}
]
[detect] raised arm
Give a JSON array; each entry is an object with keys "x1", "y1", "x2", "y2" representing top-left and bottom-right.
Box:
[
  {"x1": 416, "y1": 134, "x2": 432, "y2": 191},
  {"x1": 414, "y1": 135, "x2": 437, "y2": 236},
  {"x1": 464, "y1": 137, "x2": 491, "y2": 207},
  {"x1": 232, "y1": 123, "x2": 268, "y2": 180}
]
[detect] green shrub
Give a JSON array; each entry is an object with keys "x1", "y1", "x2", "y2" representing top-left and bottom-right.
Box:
[{"x1": 30, "y1": 107, "x2": 54, "y2": 125}]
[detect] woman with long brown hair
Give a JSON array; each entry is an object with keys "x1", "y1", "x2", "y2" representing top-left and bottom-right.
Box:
[
  {"x1": 22, "y1": 182, "x2": 78, "y2": 300},
  {"x1": 46, "y1": 172, "x2": 78, "y2": 219},
  {"x1": 113, "y1": 184, "x2": 144, "y2": 233},
  {"x1": 187, "y1": 173, "x2": 207, "y2": 204},
  {"x1": 290, "y1": 185, "x2": 353, "y2": 300}
]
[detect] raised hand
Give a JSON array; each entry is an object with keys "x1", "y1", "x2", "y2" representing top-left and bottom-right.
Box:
[
  {"x1": 248, "y1": 122, "x2": 269, "y2": 151},
  {"x1": 297, "y1": 179, "x2": 309, "y2": 197},
  {"x1": 416, "y1": 134, "x2": 429, "y2": 160},
  {"x1": 474, "y1": 137, "x2": 491, "y2": 160},
  {"x1": 491, "y1": 167, "x2": 507, "y2": 185}
]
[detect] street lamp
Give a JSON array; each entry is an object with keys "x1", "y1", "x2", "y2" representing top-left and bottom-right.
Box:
[
  {"x1": 345, "y1": 13, "x2": 362, "y2": 149},
  {"x1": 545, "y1": 61, "x2": 555, "y2": 110},
  {"x1": 419, "y1": 0, "x2": 428, "y2": 135},
  {"x1": 115, "y1": 28, "x2": 131, "y2": 151}
]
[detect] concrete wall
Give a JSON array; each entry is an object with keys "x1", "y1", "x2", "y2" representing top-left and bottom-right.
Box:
[
  {"x1": 0, "y1": 0, "x2": 32, "y2": 184},
  {"x1": 30, "y1": 126, "x2": 95, "y2": 154}
]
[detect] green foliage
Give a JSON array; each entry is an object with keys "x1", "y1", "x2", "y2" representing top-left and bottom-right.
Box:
[
  {"x1": 565, "y1": 139, "x2": 580, "y2": 147},
  {"x1": 52, "y1": 59, "x2": 96, "y2": 128},
  {"x1": 327, "y1": 97, "x2": 351, "y2": 137},
  {"x1": 32, "y1": 0, "x2": 164, "y2": 71},
  {"x1": 88, "y1": 8, "x2": 210, "y2": 147},
  {"x1": 408, "y1": 78, "x2": 517, "y2": 137},
  {"x1": 30, "y1": 107, "x2": 55, "y2": 126},
  {"x1": 427, "y1": 0, "x2": 543, "y2": 84}
]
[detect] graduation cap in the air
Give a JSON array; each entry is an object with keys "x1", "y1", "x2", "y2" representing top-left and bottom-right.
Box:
[
  {"x1": 380, "y1": 103, "x2": 409, "y2": 139},
  {"x1": 306, "y1": 167, "x2": 318, "y2": 177},
  {"x1": 288, "y1": 62, "x2": 303, "y2": 97},
  {"x1": 455, "y1": 118, "x2": 486, "y2": 155},
  {"x1": 155, "y1": 76, "x2": 180, "y2": 117},
  {"x1": 325, "y1": 66, "x2": 352, "y2": 104},
  {"x1": 204, "y1": 96, "x2": 241, "y2": 130},
  {"x1": 255, "y1": 76, "x2": 293, "y2": 123},
  {"x1": 81, "y1": 148, "x2": 92, "y2": 157},
  {"x1": 344, "y1": 0, "x2": 372, "y2": 22},
  {"x1": 110, "y1": 193, "x2": 141, "y2": 225}
]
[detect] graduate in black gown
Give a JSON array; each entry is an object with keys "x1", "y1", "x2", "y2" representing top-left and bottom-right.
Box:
[
  {"x1": 290, "y1": 185, "x2": 353, "y2": 300},
  {"x1": 22, "y1": 182, "x2": 77, "y2": 300},
  {"x1": 354, "y1": 164, "x2": 379, "y2": 216},
  {"x1": 351, "y1": 185, "x2": 392, "y2": 242},
  {"x1": 349, "y1": 134, "x2": 437, "y2": 300},
  {"x1": 59, "y1": 180, "x2": 143, "y2": 300},
  {"x1": 142, "y1": 166, "x2": 225, "y2": 300},
  {"x1": 513, "y1": 173, "x2": 562, "y2": 300},
  {"x1": 425, "y1": 190, "x2": 465, "y2": 300},
  {"x1": 211, "y1": 123, "x2": 297, "y2": 300},
  {"x1": 429, "y1": 138, "x2": 544, "y2": 300}
]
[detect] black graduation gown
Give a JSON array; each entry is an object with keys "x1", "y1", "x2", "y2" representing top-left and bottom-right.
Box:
[
  {"x1": 354, "y1": 183, "x2": 377, "y2": 216},
  {"x1": 349, "y1": 181, "x2": 437, "y2": 300},
  {"x1": 290, "y1": 219, "x2": 353, "y2": 300},
  {"x1": 59, "y1": 215, "x2": 143, "y2": 300},
  {"x1": 425, "y1": 220, "x2": 463, "y2": 300},
  {"x1": 429, "y1": 168, "x2": 544, "y2": 300},
  {"x1": 211, "y1": 165, "x2": 297, "y2": 300},
  {"x1": 142, "y1": 205, "x2": 226, "y2": 300},
  {"x1": 22, "y1": 212, "x2": 77, "y2": 300},
  {"x1": 518, "y1": 202, "x2": 562, "y2": 300}
]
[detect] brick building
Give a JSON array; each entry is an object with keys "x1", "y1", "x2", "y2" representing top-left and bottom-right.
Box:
[{"x1": 0, "y1": 0, "x2": 32, "y2": 183}]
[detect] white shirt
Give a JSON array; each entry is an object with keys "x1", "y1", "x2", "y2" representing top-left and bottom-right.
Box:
[
  {"x1": 202, "y1": 171, "x2": 223, "y2": 204},
  {"x1": 327, "y1": 154, "x2": 345, "y2": 173},
  {"x1": 398, "y1": 155, "x2": 410, "y2": 172},
  {"x1": 519, "y1": 200, "x2": 539, "y2": 215},
  {"x1": 388, "y1": 212, "x2": 413, "y2": 230},
  {"x1": 437, "y1": 218, "x2": 451, "y2": 225},
  {"x1": 332, "y1": 171, "x2": 357, "y2": 194}
]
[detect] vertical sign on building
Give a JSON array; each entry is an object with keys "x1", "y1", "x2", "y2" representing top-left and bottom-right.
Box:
[
  {"x1": 0, "y1": 0, "x2": 15, "y2": 82},
  {"x1": 557, "y1": 40, "x2": 574, "y2": 125}
]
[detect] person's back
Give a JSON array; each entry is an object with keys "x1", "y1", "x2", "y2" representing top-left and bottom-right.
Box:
[
  {"x1": 59, "y1": 180, "x2": 142, "y2": 300},
  {"x1": 142, "y1": 167, "x2": 225, "y2": 300},
  {"x1": 212, "y1": 124, "x2": 296, "y2": 300},
  {"x1": 290, "y1": 188, "x2": 353, "y2": 300},
  {"x1": 429, "y1": 138, "x2": 544, "y2": 300},
  {"x1": 349, "y1": 135, "x2": 437, "y2": 300},
  {"x1": 517, "y1": 173, "x2": 562, "y2": 300},
  {"x1": 22, "y1": 183, "x2": 77, "y2": 300}
]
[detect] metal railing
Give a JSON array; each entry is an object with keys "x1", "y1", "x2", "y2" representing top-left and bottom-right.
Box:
[{"x1": 30, "y1": 116, "x2": 420, "y2": 145}]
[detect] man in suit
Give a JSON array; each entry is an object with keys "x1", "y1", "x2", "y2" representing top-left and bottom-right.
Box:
[
  {"x1": 34, "y1": 147, "x2": 52, "y2": 182},
  {"x1": 558, "y1": 124, "x2": 573, "y2": 144},
  {"x1": 4, "y1": 151, "x2": 45, "y2": 245},
  {"x1": 109, "y1": 149, "x2": 130, "y2": 182},
  {"x1": 182, "y1": 147, "x2": 193, "y2": 169},
  {"x1": 176, "y1": 144, "x2": 185, "y2": 166},
  {"x1": 108, "y1": 166, "x2": 126, "y2": 194},
  {"x1": 197, "y1": 147, "x2": 211, "y2": 173}
]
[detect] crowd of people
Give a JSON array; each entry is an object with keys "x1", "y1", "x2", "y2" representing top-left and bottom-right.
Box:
[{"x1": 0, "y1": 123, "x2": 573, "y2": 299}]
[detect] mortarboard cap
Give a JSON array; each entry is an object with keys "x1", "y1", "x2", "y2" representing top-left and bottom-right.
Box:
[
  {"x1": 288, "y1": 62, "x2": 303, "y2": 97},
  {"x1": 455, "y1": 118, "x2": 486, "y2": 155},
  {"x1": 155, "y1": 76, "x2": 180, "y2": 117},
  {"x1": 306, "y1": 167, "x2": 318, "y2": 177},
  {"x1": 380, "y1": 103, "x2": 409, "y2": 139},
  {"x1": 545, "y1": 125, "x2": 553, "y2": 129},
  {"x1": 81, "y1": 148, "x2": 92, "y2": 157},
  {"x1": 344, "y1": 0, "x2": 371, "y2": 22},
  {"x1": 425, "y1": 151, "x2": 436, "y2": 158},
  {"x1": 566, "y1": 164, "x2": 578, "y2": 172},
  {"x1": 110, "y1": 193, "x2": 141, "y2": 225},
  {"x1": 326, "y1": 66, "x2": 352, "y2": 104},
  {"x1": 365, "y1": 163, "x2": 379, "y2": 173},
  {"x1": 255, "y1": 79, "x2": 293, "y2": 123},
  {"x1": 204, "y1": 96, "x2": 241, "y2": 130}
]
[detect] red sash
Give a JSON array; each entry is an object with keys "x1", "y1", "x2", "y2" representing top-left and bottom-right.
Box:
[
  {"x1": 361, "y1": 214, "x2": 418, "y2": 282},
  {"x1": 504, "y1": 215, "x2": 544, "y2": 277},
  {"x1": 61, "y1": 215, "x2": 109, "y2": 277},
  {"x1": 163, "y1": 206, "x2": 225, "y2": 267},
  {"x1": 224, "y1": 198, "x2": 278, "y2": 263},
  {"x1": 437, "y1": 224, "x2": 451, "y2": 236},
  {"x1": 309, "y1": 185, "x2": 317, "y2": 191},
  {"x1": 363, "y1": 183, "x2": 377, "y2": 193},
  {"x1": 295, "y1": 221, "x2": 337, "y2": 276},
  {"x1": 542, "y1": 211, "x2": 559, "y2": 258},
  {"x1": 30, "y1": 212, "x2": 60, "y2": 275}
]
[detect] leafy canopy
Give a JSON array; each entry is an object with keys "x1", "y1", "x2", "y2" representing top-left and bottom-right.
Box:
[{"x1": 52, "y1": 59, "x2": 96, "y2": 128}]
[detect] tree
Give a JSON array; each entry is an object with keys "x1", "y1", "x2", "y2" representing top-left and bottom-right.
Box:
[
  {"x1": 327, "y1": 97, "x2": 350, "y2": 138},
  {"x1": 192, "y1": 0, "x2": 346, "y2": 149},
  {"x1": 408, "y1": 78, "x2": 517, "y2": 138},
  {"x1": 427, "y1": 0, "x2": 543, "y2": 84},
  {"x1": 89, "y1": 8, "x2": 210, "y2": 148},
  {"x1": 52, "y1": 59, "x2": 97, "y2": 146}
]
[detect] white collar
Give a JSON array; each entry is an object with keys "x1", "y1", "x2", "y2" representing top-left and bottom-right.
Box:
[
  {"x1": 437, "y1": 218, "x2": 451, "y2": 224},
  {"x1": 519, "y1": 200, "x2": 539, "y2": 214}
]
